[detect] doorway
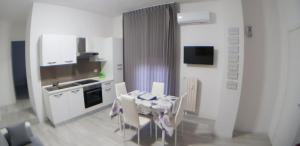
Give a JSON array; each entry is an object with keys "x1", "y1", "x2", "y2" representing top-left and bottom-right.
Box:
[
  {"x1": 272, "y1": 27, "x2": 300, "y2": 146},
  {"x1": 11, "y1": 41, "x2": 29, "y2": 100}
]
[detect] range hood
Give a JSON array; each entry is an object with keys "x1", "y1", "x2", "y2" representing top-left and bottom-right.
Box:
[{"x1": 77, "y1": 37, "x2": 99, "y2": 59}]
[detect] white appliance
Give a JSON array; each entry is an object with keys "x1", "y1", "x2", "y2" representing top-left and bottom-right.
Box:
[{"x1": 177, "y1": 11, "x2": 211, "y2": 24}]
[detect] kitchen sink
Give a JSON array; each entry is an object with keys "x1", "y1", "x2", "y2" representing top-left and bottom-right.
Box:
[{"x1": 45, "y1": 83, "x2": 80, "y2": 91}]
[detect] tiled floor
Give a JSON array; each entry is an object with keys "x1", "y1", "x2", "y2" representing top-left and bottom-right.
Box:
[
  {"x1": 0, "y1": 99, "x2": 38, "y2": 128},
  {"x1": 30, "y1": 108, "x2": 271, "y2": 146}
]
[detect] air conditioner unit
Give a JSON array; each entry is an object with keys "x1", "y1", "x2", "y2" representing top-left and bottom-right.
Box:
[{"x1": 177, "y1": 11, "x2": 211, "y2": 24}]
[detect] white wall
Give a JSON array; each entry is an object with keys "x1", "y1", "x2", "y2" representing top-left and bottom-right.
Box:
[
  {"x1": 27, "y1": 2, "x2": 113, "y2": 121},
  {"x1": 235, "y1": 0, "x2": 281, "y2": 134},
  {"x1": 0, "y1": 20, "x2": 16, "y2": 107},
  {"x1": 113, "y1": 16, "x2": 123, "y2": 38},
  {"x1": 179, "y1": 1, "x2": 225, "y2": 120},
  {"x1": 179, "y1": 0, "x2": 245, "y2": 138},
  {"x1": 214, "y1": 0, "x2": 245, "y2": 138},
  {"x1": 10, "y1": 20, "x2": 26, "y2": 41}
]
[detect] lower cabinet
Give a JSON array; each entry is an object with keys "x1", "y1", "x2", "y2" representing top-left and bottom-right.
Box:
[
  {"x1": 44, "y1": 80, "x2": 115, "y2": 126},
  {"x1": 48, "y1": 92, "x2": 70, "y2": 124},
  {"x1": 102, "y1": 81, "x2": 115, "y2": 105},
  {"x1": 45, "y1": 88, "x2": 85, "y2": 125},
  {"x1": 68, "y1": 88, "x2": 85, "y2": 118}
]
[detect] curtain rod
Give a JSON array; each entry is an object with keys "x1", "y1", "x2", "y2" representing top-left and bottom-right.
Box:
[{"x1": 123, "y1": 2, "x2": 178, "y2": 14}]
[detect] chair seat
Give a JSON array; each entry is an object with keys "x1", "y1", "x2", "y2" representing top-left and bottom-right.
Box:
[{"x1": 139, "y1": 116, "x2": 151, "y2": 128}]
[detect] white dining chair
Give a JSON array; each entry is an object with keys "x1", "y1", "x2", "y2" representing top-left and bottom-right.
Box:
[
  {"x1": 151, "y1": 82, "x2": 165, "y2": 97},
  {"x1": 152, "y1": 82, "x2": 165, "y2": 140},
  {"x1": 115, "y1": 82, "x2": 128, "y2": 97},
  {"x1": 115, "y1": 82, "x2": 128, "y2": 131},
  {"x1": 119, "y1": 94, "x2": 152, "y2": 145},
  {"x1": 173, "y1": 93, "x2": 187, "y2": 146},
  {"x1": 156, "y1": 93, "x2": 187, "y2": 146}
]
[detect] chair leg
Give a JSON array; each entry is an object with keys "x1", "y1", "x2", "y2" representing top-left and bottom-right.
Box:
[
  {"x1": 155, "y1": 125, "x2": 158, "y2": 140},
  {"x1": 119, "y1": 115, "x2": 122, "y2": 131},
  {"x1": 123, "y1": 123, "x2": 126, "y2": 138},
  {"x1": 138, "y1": 128, "x2": 140, "y2": 145},
  {"x1": 150, "y1": 122, "x2": 152, "y2": 136},
  {"x1": 162, "y1": 130, "x2": 165, "y2": 146},
  {"x1": 175, "y1": 128, "x2": 177, "y2": 146},
  {"x1": 181, "y1": 122, "x2": 183, "y2": 136}
]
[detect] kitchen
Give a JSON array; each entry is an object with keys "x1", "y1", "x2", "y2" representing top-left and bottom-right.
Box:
[{"x1": 40, "y1": 35, "x2": 123, "y2": 126}]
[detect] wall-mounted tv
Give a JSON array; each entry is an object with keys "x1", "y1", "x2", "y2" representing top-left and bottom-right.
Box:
[{"x1": 184, "y1": 46, "x2": 214, "y2": 65}]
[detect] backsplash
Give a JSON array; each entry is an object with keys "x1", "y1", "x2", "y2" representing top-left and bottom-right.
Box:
[{"x1": 40, "y1": 59, "x2": 101, "y2": 86}]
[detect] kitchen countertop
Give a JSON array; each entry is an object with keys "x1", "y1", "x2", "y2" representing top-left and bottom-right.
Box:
[{"x1": 42, "y1": 77, "x2": 113, "y2": 94}]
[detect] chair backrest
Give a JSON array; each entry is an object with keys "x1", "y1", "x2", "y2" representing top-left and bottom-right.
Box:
[
  {"x1": 119, "y1": 95, "x2": 139, "y2": 128},
  {"x1": 175, "y1": 93, "x2": 187, "y2": 127},
  {"x1": 151, "y1": 82, "x2": 165, "y2": 97},
  {"x1": 115, "y1": 82, "x2": 127, "y2": 97}
]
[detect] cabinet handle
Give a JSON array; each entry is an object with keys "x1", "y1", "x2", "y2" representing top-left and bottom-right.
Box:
[
  {"x1": 105, "y1": 88, "x2": 111, "y2": 91},
  {"x1": 47, "y1": 62, "x2": 56, "y2": 64},
  {"x1": 65, "y1": 60, "x2": 73, "y2": 63},
  {"x1": 104, "y1": 83, "x2": 111, "y2": 86},
  {"x1": 117, "y1": 68, "x2": 123, "y2": 70},
  {"x1": 71, "y1": 89, "x2": 80, "y2": 93},
  {"x1": 54, "y1": 93, "x2": 63, "y2": 97},
  {"x1": 117, "y1": 64, "x2": 123, "y2": 66}
]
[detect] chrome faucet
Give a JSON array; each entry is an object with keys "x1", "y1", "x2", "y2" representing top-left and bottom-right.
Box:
[{"x1": 52, "y1": 81, "x2": 59, "y2": 87}]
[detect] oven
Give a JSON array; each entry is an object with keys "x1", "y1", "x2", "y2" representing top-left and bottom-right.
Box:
[{"x1": 83, "y1": 83, "x2": 102, "y2": 108}]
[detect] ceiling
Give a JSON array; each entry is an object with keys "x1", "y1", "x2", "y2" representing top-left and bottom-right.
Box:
[{"x1": 0, "y1": 0, "x2": 203, "y2": 22}]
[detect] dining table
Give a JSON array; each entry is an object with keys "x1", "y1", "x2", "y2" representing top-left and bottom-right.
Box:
[{"x1": 109, "y1": 90, "x2": 180, "y2": 146}]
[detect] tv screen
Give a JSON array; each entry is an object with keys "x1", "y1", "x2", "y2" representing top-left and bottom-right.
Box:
[{"x1": 184, "y1": 46, "x2": 214, "y2": 65}]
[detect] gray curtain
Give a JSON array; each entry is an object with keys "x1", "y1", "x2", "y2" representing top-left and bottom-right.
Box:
[{"x1": 123, "y1": 3, "x2": 179, "y2": 95}]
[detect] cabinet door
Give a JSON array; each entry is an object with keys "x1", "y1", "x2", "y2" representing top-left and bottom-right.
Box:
[
  {"x1": 61, "y1": 35, "x2": 77, "y2": 65},
  {"x1": 68, "y1": 88, "x2": 85, "y2": 118},
  {"x1": 90, "y1": 37, "x2": 105, "y2": 61},
  {"x1": 40, "y1": 34, "x2": 77, "y2": 66},
  {"x1": 102, "y1": 81, "x2": 115, "y2": 105},
  {"x1": 113, "y1": 39, "x2": 124, "y2": 82},
  {"x1": 40, "y1": 35, "x2": 61, "y2": 66},
  {"x1": 49, "y1": 92, "x2": 70, "y2": 124}
]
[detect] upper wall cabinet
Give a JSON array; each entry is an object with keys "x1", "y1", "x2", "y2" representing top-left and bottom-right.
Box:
[{"x1": 40, "y1": 34, "x2": 77, "y2": 66}]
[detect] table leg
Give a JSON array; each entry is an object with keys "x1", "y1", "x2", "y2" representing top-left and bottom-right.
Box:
[{"x1": 162, "y1": 130, "x2": 165, "y2": 146}]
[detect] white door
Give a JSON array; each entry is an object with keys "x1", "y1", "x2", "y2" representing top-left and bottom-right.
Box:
[
  {"x1": 273, "y1": 27, "x2": 300, "y2": 146},
  {"x1": 68, "y1": 88, "x2": 85, "y2": 118}
]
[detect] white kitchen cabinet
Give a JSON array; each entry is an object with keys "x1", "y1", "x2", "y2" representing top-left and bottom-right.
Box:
[
  {"x1": 44, "y1": 88, "x2": 85, "y2": 125},
  {"x1": 47, "y1": 92, "x2": 70, "y2": 124},
  {"x1": 68, "y1": 88, "x2": 85, "y2": 118},
  {"x1": 91, "y1": 37, "x2": 123, "y2": 82},
  {"x1": 102, "y1": 81, "x2": 115, "y2": 105},
  {"x1": 89, "y1": 37, "x2": 106, "y2": 61},
  {"x1": 40, "y1": 34, "x2": 77, "y2": 66},
  {"x1": 112, "y1": 38, "x2": 123, "y2": 83}
]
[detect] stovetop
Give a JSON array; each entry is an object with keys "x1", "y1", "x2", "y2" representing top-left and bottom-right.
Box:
[{"x1": 76, "y1": 79, "x2": 99, "y2": 85}]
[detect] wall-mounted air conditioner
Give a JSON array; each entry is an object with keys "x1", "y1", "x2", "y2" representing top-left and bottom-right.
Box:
[{"x1": 177, "y1": 11, "x2": 211, "y2": 25}]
